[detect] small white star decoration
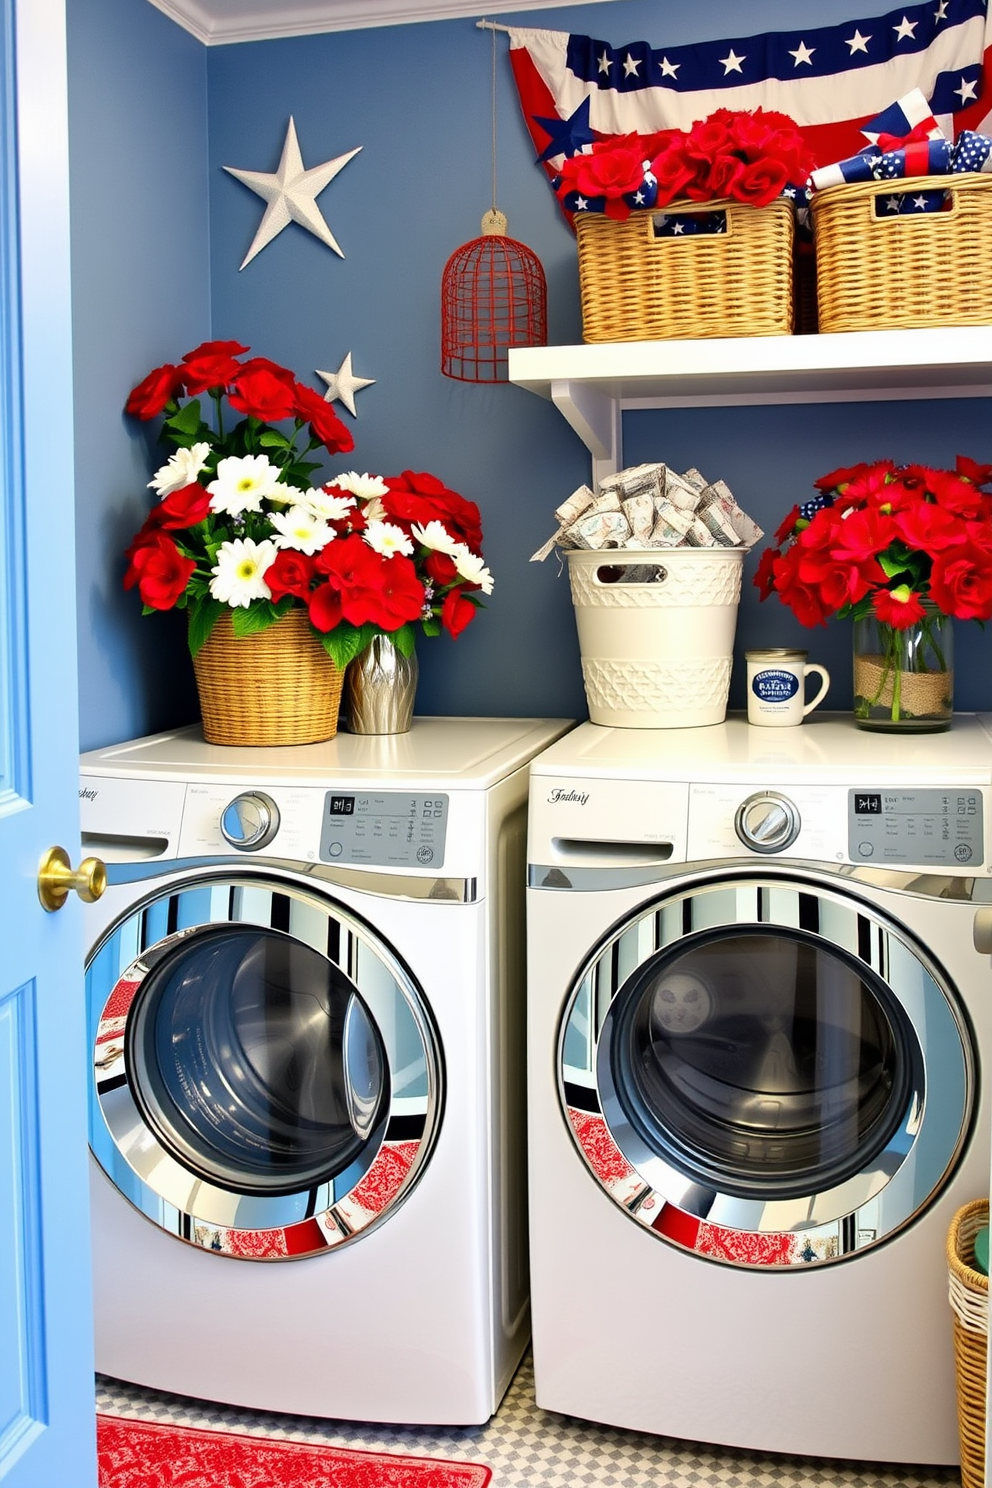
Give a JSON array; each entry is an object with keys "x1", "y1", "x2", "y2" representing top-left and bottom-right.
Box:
[
  {"x1": 224, "y1": 117, "x2": 362, "y2": 270},
  {"x1": 317, "y1": 352, "x2": 375, "y2": 417}
]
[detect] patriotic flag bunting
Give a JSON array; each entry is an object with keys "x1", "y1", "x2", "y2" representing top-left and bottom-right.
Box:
[{"x1": 508, "y1": 0, "x2": 992, "y2": 190}]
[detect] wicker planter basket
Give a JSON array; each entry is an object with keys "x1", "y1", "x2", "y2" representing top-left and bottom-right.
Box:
[
  {"x1": 947, "y1": 1198, "x2": 989, "y2": 1488},
  {"x1": 811, "y1": 172, "x2": 992, "y2": 333},
  {"x1": 191, "y1": 607, "x2": 345, "y2": 747},
  {"x1": 576, "y1": 196, "x2": 795, "y2": 343}
]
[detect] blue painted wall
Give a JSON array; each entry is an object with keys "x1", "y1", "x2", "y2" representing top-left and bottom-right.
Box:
[
  {"x1": 67, "y1": 0, "x2": 209, "y2": 748},
  {"x1": 67, "y1": 0, "x2": 992, "y2": 748}
]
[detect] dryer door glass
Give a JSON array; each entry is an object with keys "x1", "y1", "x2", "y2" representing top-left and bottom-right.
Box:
[
  {"x1": 606, "y1": 927, "x2": 915, "y2": 1200},
  {"x1": 559, "y1": 874, "x2": 972, "y2": 1267},
  {"x1": 126, "y1": 924, "x2": 389, "y2": 1196},
  {"x1": 87, "y1": 874, "x2": 443, "y2": 1258}
]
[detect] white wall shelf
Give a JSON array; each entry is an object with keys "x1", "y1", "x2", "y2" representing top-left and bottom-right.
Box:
[{"x1": 508, "y1": 326, "x2": 992, "y2": 486}]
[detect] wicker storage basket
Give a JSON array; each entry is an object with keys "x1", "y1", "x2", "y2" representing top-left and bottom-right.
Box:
[
  {"x1": 575, "y1": 196, "x2": 795, "y2": 343},
  {"x1": 192, "y1": 607, "x2": 345, "y2": 746},
  {"x1": 811, "y1": 173, "x2": 992, "y2": 333},
  {"x1": 947, "y1": 1197, "x2": 989, "y2": 1488}
]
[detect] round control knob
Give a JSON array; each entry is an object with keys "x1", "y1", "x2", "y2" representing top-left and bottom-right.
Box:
[
  {"x1": 220, "y1": 791, "x2": 280, "y2": 852},
  {"x1": 734, "y1": 791, "x2": 801, "y2": 855}
]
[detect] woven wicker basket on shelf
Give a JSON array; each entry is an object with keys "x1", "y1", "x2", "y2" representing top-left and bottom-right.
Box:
[
  {"x1": 575, "y1": 195, "x2": 795, "y2": 343},
  {"x1": 811, "y1": 172, "x2": 992, "y2": 333},
  {"x1": 947, "y1": 1197, "x2": 989, "y2": 1488},
  {"x1": 191, "y1": 607, "x2": 345, "y2": 747}
]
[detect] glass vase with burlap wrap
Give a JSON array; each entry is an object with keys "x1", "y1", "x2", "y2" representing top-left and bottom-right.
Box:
[{"x1": 852, "y1": 601, "x2": 953, "y2": 732}]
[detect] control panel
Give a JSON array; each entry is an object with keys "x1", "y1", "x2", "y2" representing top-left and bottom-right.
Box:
[
  {"x1": 319, "y1": 792, "x2": 449, "y2": 869},
  {"x1": 848, "y1": 789, "x2": 984, "y2": 868}
]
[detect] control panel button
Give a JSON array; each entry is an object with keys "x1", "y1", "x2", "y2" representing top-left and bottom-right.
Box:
[
  {"x1": 734, "y1": 792, "x2": 801, "y2": 854},
  {"x1": 220, "y1": 791, "x2": 280, "y2": 851}
]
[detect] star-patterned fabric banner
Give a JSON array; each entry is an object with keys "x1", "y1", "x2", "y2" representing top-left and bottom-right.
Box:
[{"x1": 509, "y1": 0, "x2": 992, "y2": 191}]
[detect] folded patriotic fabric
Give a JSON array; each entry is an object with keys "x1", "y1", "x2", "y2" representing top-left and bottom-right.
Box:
[{"x1": 809, "y1": 87, "x2": 991, "y2": 191}]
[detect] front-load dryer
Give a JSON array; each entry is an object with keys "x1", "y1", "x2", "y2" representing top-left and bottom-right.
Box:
[
  {"x1": 80, "y1": 716, "x2": 569, "y2": 1425},
  {"x1": 526, "y1": 714, "x2": 992, "y2": 1463}
]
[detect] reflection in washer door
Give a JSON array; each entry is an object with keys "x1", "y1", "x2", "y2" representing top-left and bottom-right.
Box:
[
  {"x1": 87, "y1": 874, "x2": 443, "y2": 1259},
  {"x1": 126, "y1": 925, "x2": 389, "y2": 1197},
  {"x1": 607, "y1": 928, "x2": 916, "y2": 1202},
  {"x1": 561, "y1": 874, "x2": 973, "y2": 1267}
]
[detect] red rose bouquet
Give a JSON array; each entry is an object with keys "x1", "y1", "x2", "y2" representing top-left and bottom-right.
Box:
[
  {"x1": 123, "y1": 341, "x2": 492, "y2": 669},
  {"x1": 554, "y1": 108, "x2": 815, "y2": 222},
  {"x1": 755, "y1": 456, "x2": 992, "y2": 725}
]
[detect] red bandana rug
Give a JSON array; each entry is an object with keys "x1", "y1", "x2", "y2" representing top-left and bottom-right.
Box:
[{"x1": 97, "y1": 1414, "x2": 493, "y2": 1488}]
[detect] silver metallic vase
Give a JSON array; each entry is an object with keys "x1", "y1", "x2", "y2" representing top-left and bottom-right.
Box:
[{"x1": 345, "y1": 634, "x2": 418, "y2": 734}]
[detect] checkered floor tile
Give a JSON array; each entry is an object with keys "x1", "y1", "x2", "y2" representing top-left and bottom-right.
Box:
[{"x1": 96, "y1": 1352, "x2": 962, "y2": 1487}]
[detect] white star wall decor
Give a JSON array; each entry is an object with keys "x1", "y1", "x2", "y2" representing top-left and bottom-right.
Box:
[
  {"x1": 224, "y1": 117, "x2": 362, "y2": 271},
  {"x1": 317, "y1": 352, "x2": 375, "y2": 417}
]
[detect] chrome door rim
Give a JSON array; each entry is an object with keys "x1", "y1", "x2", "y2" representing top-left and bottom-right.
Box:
[
  {"x1": 557, "y1": 871, "x2": 973, "y2": 1268},
  {"x1": 88, "y1": 872, "x2": 443, "y2": 1260}
]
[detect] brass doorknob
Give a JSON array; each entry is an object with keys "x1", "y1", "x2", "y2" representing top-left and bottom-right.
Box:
[{"x1": 37, "y1": 846, "x2": 107, "y2": 912}]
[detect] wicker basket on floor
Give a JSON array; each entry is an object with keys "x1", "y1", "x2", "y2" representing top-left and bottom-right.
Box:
[
  {"x1": 947, "y1": 1197, "x2": 989, "y2": 1488},
  {"x1": 576, "y1": 196, "x2": 795, "y2": 342},
  {"x1": 811, "y1": 172, "x2": 992, "y2": 333},
  {"x1": 191, "y1": 607, "x2": 345, "y2": 747}
]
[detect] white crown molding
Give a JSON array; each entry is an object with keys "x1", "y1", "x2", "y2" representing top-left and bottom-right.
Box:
[{"x1": 146, "y1": 0, "x2": 613, "y2": 46}]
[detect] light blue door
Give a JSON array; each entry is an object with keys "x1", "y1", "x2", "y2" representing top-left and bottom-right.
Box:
[{"x1": 0, "y1": 0, "x2": 97, "y2": 1484}]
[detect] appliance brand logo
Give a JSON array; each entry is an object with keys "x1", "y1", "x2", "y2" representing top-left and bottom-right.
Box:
[
  {"x1": 548, "y1": 787, "x2": 589, "y2": 806},
  {"x1": 79, "y1": 788, "x2": 98, "y2": 802}
]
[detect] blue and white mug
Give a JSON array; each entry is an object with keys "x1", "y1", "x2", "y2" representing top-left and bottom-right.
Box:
[{"x1": 745, "y1": 648, "x2": 830, "y2": 727}]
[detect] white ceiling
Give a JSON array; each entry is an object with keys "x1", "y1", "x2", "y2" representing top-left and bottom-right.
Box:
[{"x1": 146, "y1": 0, "x2": 617, "y2": 46}]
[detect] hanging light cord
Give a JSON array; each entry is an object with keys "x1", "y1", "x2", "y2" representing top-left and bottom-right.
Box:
[{"x1": 491, "y1": 22, "x2": 498, "y2": 216}]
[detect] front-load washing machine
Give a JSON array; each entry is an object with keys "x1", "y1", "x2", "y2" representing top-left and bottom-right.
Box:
[
  {"x1": 526, "y1": 714, "x2": 992, "y2": 1463},
  {"x1": 79, "y1": 715, "x2": 569, "y2": 1425}
]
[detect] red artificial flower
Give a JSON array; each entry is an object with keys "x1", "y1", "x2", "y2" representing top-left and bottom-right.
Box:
[
  {"x1": 872, "y1": 585, "x2": 927, "y2": 629},
  {"x1": 752, "y1": 545, "x2": 780, "y2": 602},
  {"x1": 441, "y1": 587, "x2": 477, "y2": 638},
  {"x1": 307, "y1": 581, "x2": 343, "y2": 633},
  {"x1": 316, "y1": 534, "x2": 425, "y2": 631},
  {"x1": 157, "y1": 482, "x2": 213, "y2": 529},
  {"x1": 180, "y1": 340, "x2": 249, "y2": 395},
  {"x1": 700, "y1": 152, "x2": 746, "y2": 200},
  {"x1": 123, "y1": 530, "x2": 196, "y2": 610},
  {"x1": 292, "y1": 383, "x2": 355, "y2": 456},
  {"x1": 228, "y1": 358, "x2": 298, "y2": 422},
  {"x1": 265, "y1": 549, "x2": 316, "y2": 602},
  {"x1": 125, "y1": 363, "x2": 185, "y2": 420},
  {"x1": 557, "y1": 136, "x2": 649, "y2": 220},
  {"x1": 424, "y1": 551, "x2": 459, "y2": 587},
  {"x1": 382, "y1": 470, "x2": 484, "y2": 553},
  {"x1": 648, "y1": 141, "x2": 696, "y2": 206},
  {"x1": 903, "y1": 465, "x2": 991, "y2": 520},
  {"x1": 813, "y1": 462, "x2": 879, "y2": 494},
  {"x1": 892, "y1": 499, "x2": 967, "y2": 553},
  {"x1": 929, "y1": 540, "x2": 992, "y2": 621},
  {"x1": 957, "y1": 455, "x2": 992, "y2": 487},
  {"x1": 733, "y1": 157, "x2": 790, "y2": 208}
]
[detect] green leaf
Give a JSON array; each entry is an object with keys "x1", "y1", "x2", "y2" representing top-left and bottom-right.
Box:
[
  {"x1": 258, "y1": 430, "x2": 293, "y2": 451},
  {"x1": 317, "y1": 622, "x2": 375, "y2": 671},
  {"x1": 231, "y1": 602, "x2": 281, "y2": 638},
  {"x1": 420, "y1": 616, "x2": 442, "y2": 638},
  {"x1": 166, "y1": 399, "x2": 206, "y2": 436},
  {"x1": 187, "y1": 596, "x2": 226, "y2": 657},
  {"x1": 390, "y1": 623, "x2": 417, "y2": 658}
]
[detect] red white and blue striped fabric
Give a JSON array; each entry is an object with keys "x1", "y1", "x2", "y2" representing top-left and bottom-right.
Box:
[{"x1": 508, "y1": 0, "x2": 992, "y2": 176}]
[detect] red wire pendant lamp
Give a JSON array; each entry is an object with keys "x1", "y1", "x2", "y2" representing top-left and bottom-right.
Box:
[{"x1": 441, "y1": 23, "x2": 547, "y2": 382}]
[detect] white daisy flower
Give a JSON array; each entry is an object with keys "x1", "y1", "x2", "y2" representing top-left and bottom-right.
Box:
[
  {"x1": 209, "y1": 538, "x2": 277, "y2": 607},
  {"x1": 411, "y1": 520, "x2": 460, "y2": 555},
  {"x1": 269, "y1": 506, "x2": 334, "y2": 555},
  {"x1": 303, "y1": 488, "x2": 357, "y2": 522},
  {"x1": 149, "y1": 441, "x2": 211, "y2": 497},
  {"x1": 327, "y1": 471, "x2": 389, "y2": 501},
  {"x1": 363, "y1": 520, "x2": 414, "y2": 559},
  {"x1": 452, "y1": 544, "x2": 494, "y2": 595},
  {"x1": 207, "y1": 454, "x2": 290, "y2": 517}
]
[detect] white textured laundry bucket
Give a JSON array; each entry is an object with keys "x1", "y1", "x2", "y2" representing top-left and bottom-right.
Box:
[{"x1": 566, "y1": 547, "x2": 745, "y2": 727}]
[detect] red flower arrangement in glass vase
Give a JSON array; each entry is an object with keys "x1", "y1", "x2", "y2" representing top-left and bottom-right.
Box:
[
  {"x1": 554, "y1": 108, "x2": 816, "y2": 221},
  {"x1": 123, "y1": 340, "x2": 493, "y2": 671},
  {"x1": 755, "y1": 457, "x2": 992, "y2": 729}
]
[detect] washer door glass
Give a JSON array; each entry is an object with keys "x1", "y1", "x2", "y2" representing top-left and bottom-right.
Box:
[
  {"x1": 87, "y1": 874, "x2": 442, "y2": 1260},
  {"x1": 559, "y1": 875, "x2": 973, "y2": 1267}
]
